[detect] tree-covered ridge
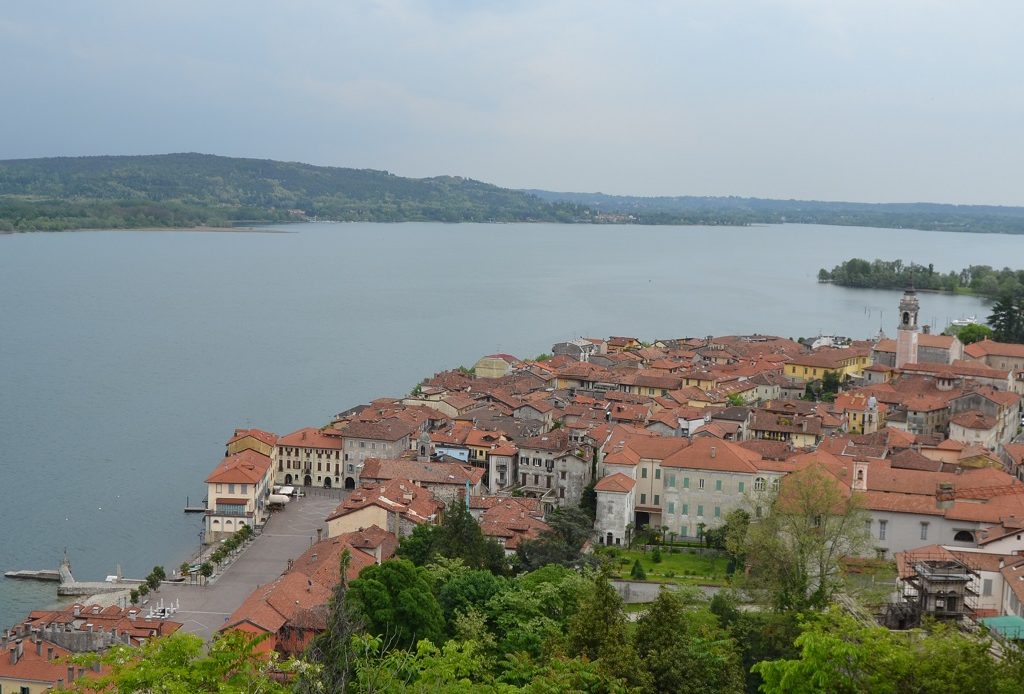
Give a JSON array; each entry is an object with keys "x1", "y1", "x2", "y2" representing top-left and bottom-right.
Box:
[
  {"x1": 530, "y1": 190, "x2": 1024, "y2": 234},
  {"x1": 0, "y1": 153, "x2": 588, "y2": 231},
  {"x1": 818, "y1": 258, "x2": 1024, "y2": 298}
]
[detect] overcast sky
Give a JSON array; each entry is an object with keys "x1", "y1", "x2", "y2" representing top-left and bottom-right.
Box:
[{"x1": 2, "y1": 1, "x2": 1022, "y2": 204}]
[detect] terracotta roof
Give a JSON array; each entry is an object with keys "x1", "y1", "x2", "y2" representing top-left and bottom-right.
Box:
[
  {"x1": 950, "y1": 410, "x2": 997, "y2": 430},
  {"x1": 594, "y1": 472, "x2": 636, "y2": 493},
  {"x1": 0, "y1": 638, "x2": 104, "y2": 685},
  {"x1": 228, "y1": 428, "x2": 278, "y2": 447},
  {"x1": 662, "y1": 437, "x2": 762, "y2": 473},
  {"x1": 965, "y1": 339, "x2": 1024, "y2": 360},
  {"x1": 205, "y1": 449, "x2": 271, "y2": 484},
  {"x1": 277, "y1": 427, "x2": 344, "y2": 449},
  {"x1": 359, "y1": 458, "x2": 484, "y2": 486},
  {"x1": 336, "y1": 418, "x2": 416, "y2": 442},
  {"x1": 326, "y1": 479, "x2": 442, "y2": 525}
]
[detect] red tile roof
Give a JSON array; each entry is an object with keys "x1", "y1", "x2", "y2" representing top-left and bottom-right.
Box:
[
  {"x1": 277, "y1": 427, "x2": 344, "y2": 449},
  {"x1": 594, "y1": 473, "x2": 636, "y2": 493},
  {"x1": 205, "y1": 449, "x2": 271, "y2": 484},
  {"x1": 228, "y1": 428, "x2": 278, "y2": 447}
]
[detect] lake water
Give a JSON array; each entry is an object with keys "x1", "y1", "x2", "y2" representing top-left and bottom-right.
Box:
[{"x1": 0, "y1": 222, "x2": 1018, "y2": 626}]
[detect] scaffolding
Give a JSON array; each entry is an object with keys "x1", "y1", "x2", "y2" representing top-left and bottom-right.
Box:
[{"x1": 883, "y1": 554, "x2": 979, "y2": 630}]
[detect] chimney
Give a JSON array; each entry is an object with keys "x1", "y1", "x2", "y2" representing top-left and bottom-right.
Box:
[
  {"x1": 48, "y1": 646, "x2": 54, "y2": 661},
  {"x1": 923, "y1": 325, "x2": 931, "y2": 335},
  {"x1": 9, "y1": 644, "x2": 17, "y2": 666},
  {"x1": 35, "y1": 638, "x2": 41, "y2": 657},
  {"x1": 710, "y1": 446, "x2": 717, "y2": 458},
  {"x1": 316, "y1": 528, "x2": 322, "y2": 542}
]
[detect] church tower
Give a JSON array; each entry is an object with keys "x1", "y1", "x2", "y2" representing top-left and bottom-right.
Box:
[{"x1": 895, "y1": 287, "x2": 919, "y2": 368}]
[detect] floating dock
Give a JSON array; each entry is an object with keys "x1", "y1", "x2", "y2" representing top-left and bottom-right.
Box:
[{"x1": 4, "y1": 569, "x2": 61, "y2": 581}]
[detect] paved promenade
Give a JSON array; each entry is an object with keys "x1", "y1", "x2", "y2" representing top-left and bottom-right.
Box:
[{"x1": 149, "y1": 490, "x2": 345, "y2": 641}]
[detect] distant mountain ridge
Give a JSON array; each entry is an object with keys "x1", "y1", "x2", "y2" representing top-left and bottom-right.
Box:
[
  {"x1": 525, "y1": 190, "x2": 1024, "y2": 234},
  {"x1": 0, "y1": 153, "x2": 586, "y2": 231},
  {"x1": 3, "y1": 153, "x2": 1024, "y2": 233}
]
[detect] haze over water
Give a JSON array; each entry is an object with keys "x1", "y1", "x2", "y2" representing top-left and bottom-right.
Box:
[{"x1": 0, "y1": 222, "x2": 1015, "y2": 626}]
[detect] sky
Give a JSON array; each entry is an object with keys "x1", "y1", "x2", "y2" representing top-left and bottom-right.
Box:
[{"x1": 1, "y1": 1, "x2": 1022, "y2": 205}]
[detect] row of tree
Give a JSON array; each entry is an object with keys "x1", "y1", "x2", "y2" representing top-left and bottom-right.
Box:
[{"x1": 818, "y1": 258, "x2": 1024, "y2": 299}]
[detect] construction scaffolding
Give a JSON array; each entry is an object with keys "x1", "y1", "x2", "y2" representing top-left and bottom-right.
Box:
[{"x1": 883, "y1": 553, "x2": 979, "y2": 630}]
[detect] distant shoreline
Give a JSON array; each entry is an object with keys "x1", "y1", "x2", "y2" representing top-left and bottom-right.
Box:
[{"x1": 0, "y1": 225, "x2": 294, "y2": 236}]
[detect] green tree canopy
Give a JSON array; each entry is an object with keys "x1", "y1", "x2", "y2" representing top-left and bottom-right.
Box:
[{"x1": 347, "y1": 558, "x2": 445, "y2": 650}]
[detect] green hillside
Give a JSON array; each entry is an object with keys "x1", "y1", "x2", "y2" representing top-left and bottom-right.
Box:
[{"x1": 0, "y1": 153, "x2": 587, "y2": 231}]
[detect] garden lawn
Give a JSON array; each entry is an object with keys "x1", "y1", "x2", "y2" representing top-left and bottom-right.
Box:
[{"x1": 609, "y1": 548, "x2": 730, "y2": 586}]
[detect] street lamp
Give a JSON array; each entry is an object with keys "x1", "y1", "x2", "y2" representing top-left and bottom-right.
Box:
[{"x1": 197, "y1": 529, "x2": 204, "y2": 584}]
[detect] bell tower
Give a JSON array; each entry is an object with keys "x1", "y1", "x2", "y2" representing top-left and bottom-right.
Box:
[{"x1": 895, "y1": 287, "x2": 919, "y2": 368}]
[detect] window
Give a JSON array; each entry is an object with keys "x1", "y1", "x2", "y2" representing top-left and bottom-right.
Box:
[
  {"x1": 682, "y1": 503, "x2": 689, "y2": 515},
  {"x1": 683, "y1": 477, "x2": 690, "y2": 489},
  {"x1": 920, "y1": 522, "x2": 929, "y2": 541},
  {"x1": 560, "y1": 471, "x2": 566, "y2": 480},
  {"x1": 714, "y1": 506, "x2": 721, "y2": 518},
  {"x1": 533, "y1": 475, "x2": 539, "y2": 485},
  {"x1": 865, "y1": 519, "x2": 872, "y2": 535},
  {"x1": 216, "y1": 484, "x2": 222, "y2": 493},
  {"x1": 228, "y1": 483, "x2": 235, "y2": 494},
  {"x1": 655, "y1": 468, "x2": 661, "y2": 480},
  {"x1": 771, "y1": 478, "x2": 780, "y2": 491},
  {"x1": 667, "y1": 501, "x2": 675, "y2": 514},
  {"x1": 360, "y1": 442, "x2": 365, "y2": 448},
  {"x1": 641, "y1": 467, "x2": 648, "y2": 479},
  {"x1": 954, "y1": 530, "x2": 975, "y2": 543},
  {"x1": 754, "y1": 477, "x2": 766, "y2": 491},
  {"x1": 698, "y1": 478, "x2": 705, "y2": 490},
  {"x1": 715, "y1": 480, "x2": 722, "y2": 491},
  {"x1": 654, "y1": 494, "x2": 660, "y2": 505},
  {"x1": 697, "y1": 505, "x2": 704, "y2": 516},
  {"x1": 559, "y1": 487, "x2": 565, "y2": 498},
  {"x1": 878, "y1": 520, "x2": 887, "y2": 540},
  {"x1": 738, "y1": 481, "x2": 745, "y2": 493},
  {"x1": 641, "y1": 493, "x2": 647, "y2": 504},
  {"x1": 667, "y1": 474, "x2": 676, "y2": 488},
  {"x1": 983, "y1": 579, "x2": 993, "y2": 597}
]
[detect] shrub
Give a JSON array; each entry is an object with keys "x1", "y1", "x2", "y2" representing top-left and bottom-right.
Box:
[
  {"x1": 652, "y1": 548, "x2": 662, "y2": 563},
  {"x1": 630, "y1": 559, "x2": 647, "y2": 580}
]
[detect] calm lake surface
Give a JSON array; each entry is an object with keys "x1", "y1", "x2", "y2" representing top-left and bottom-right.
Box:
[{"x1": 0, "y1": 222, "x2": 1018, "y2": 625}]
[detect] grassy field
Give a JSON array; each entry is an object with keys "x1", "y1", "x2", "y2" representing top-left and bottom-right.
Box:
[{"x1": 604, "y1": 547, "x2": 731, "y2": 586}]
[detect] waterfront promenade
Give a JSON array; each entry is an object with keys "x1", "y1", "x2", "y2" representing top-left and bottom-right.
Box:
[{"x1": 149, "y1": 490, "x2": 344, "y2": 641}]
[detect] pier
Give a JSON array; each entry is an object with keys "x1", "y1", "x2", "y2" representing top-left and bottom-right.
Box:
[{"x1": 3, "y1": 569, "x2": 60, "y2": 581}]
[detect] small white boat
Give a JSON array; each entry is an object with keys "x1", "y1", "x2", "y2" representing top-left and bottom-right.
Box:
[{"x1": 950, "y1": 315, "x2": 978, "y2": 327}]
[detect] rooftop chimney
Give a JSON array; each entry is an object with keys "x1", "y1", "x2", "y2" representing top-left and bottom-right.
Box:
[
  {"x1": 9, "y1": 644, "x2": 17, "y2": 666},
  {"x1": 48, "y1": 646, "x2": 54, "y2": 661}
]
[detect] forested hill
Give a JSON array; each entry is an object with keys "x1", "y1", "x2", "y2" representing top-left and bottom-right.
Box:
[
  {"x1": 0, "y1": 154, "x2": 588, "y2": 231},
  {"x1": 526, "y1": 190, "x2": 1024, "y2": 234}
]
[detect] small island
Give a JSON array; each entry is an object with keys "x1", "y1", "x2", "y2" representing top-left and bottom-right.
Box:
[{"x1": 818, "y1": 258, "x2": 1024, "y2": 299}]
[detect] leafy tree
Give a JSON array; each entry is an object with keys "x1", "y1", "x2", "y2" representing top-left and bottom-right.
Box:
[
  {"x1": 485, "y1": 565, "x2": 587, "y2": 658},
  {"x1": 347, "y1": 559, "x2": 445, "y2": 649},
  {"x1": 199, "y1": 562, "x2": 213, "y2": 584},
  {"x1": 398, "y1": 501, "x2": 507, "y2": 574},
  {"x1": 66, "y1": 631, "x2": 289, "y2": 693},
  {"x1": 129, "y1": 588, "x2": 139, "y2": 606},
  {"x1": 630, "y1": 559, "x2": 646, "y2": 580},
  {"x1": 146, "y1": 573, "x2": 161, "y2": 592},
  {"x1": 178, "y1": 561, "x2": 191, "y2": 579},
  {"x1": 349, "y1": 634, "x2": 495, "y2": 693},
  {"x1": 634, "y1": 588, "x2": 744, "y2": 694},
  {"x1": 754, "y1": 610, "x2": 1016, "y2": 694},
  {"x1": 151, "y1": 566, "x2": 166, "y2": 581},
  {"x1": 954, "y1": 322, "x2": 993, "y2": 344},
  {"x1": 567, "y1": 566, "x2": 648, "y2": 689},
  {"x1": 436, "y1": 566, "x2": 508, "y2": 629},
  {"x1": 517, "y1": 507, "x2": 594, "y2": 571},
  {"x1": 137, "y1": 583, "x2": 149, "y2": 599},
  {"x1": 741, "y1": 463, "x2": 871, "y2": 611},
  {"x1": 727, "y1": 393, "x2": 746, "y2": 407}
]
